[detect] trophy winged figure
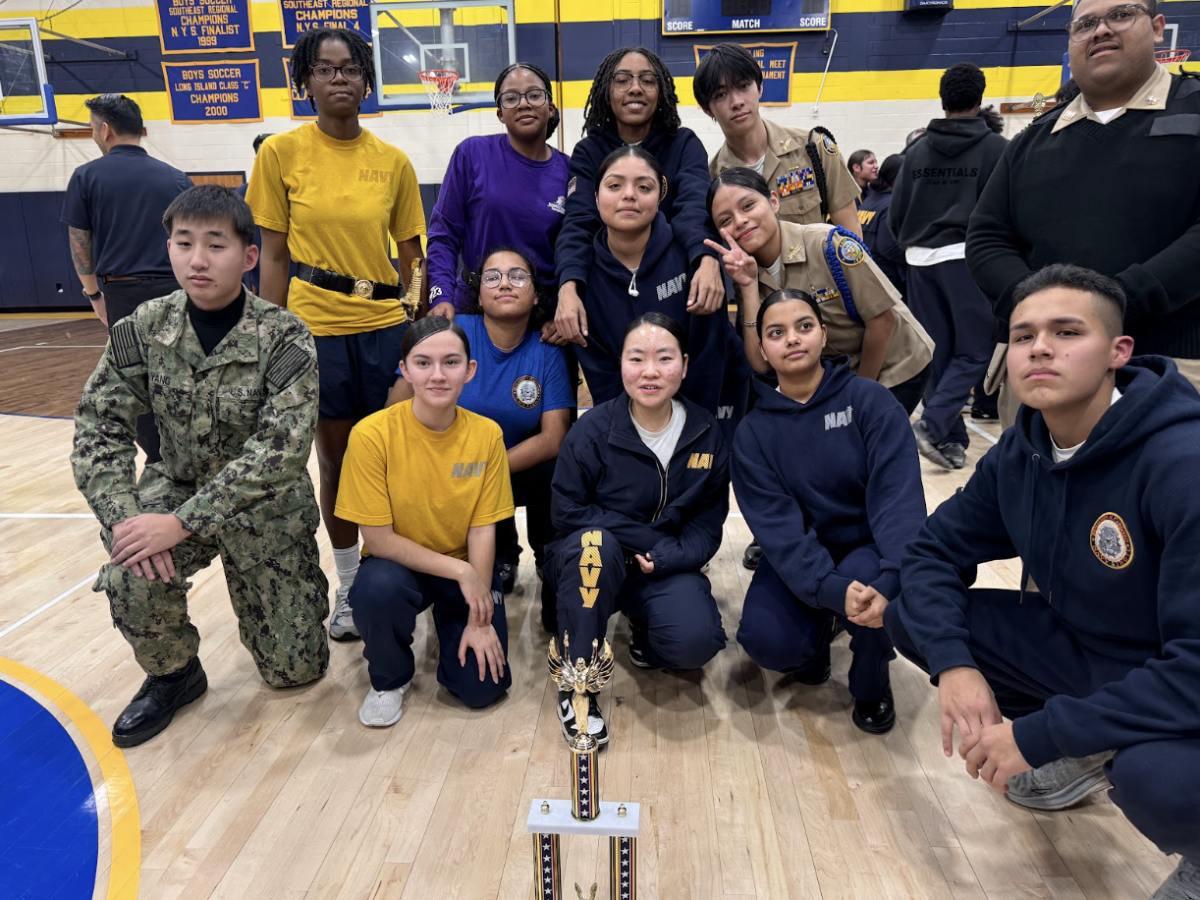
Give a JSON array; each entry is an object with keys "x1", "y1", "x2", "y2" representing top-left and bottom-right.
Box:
[{"x1": 547, "y1": 634, "x2": 615, "y2": 750}]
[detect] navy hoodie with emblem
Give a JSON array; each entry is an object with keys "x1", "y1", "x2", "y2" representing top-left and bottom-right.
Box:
[
  {"x1": 579, "y1": 212, "x2": 746, "y2": 414},
  {"x1": 732, "y1": 358, "x2": 927, "y2": 609},
  {"x1": 549, "y1": 394, "x2": 730, "y2": 575},
  {"x1": 898, "y1": 357, "x2": 1200, "y2": 767},
  {"x1": 556, "y1": 125, "x2": 715, "y2": 291}
]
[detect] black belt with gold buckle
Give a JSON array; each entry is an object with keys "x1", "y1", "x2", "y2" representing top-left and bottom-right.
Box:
[{"x1": 296, "y1": 263, "x2": 401, "y2": 301}]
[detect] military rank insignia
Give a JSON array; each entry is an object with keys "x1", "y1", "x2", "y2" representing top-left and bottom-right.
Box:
[
  {"x1": 777, "y1": 167, "x2": 816, "y2": 198},
  {"x1": 822, "y1": 135, "x2": 838, "y2": 155},
  {"x1": 835, "y1": 236, "x2": 866, "y2": 266}
]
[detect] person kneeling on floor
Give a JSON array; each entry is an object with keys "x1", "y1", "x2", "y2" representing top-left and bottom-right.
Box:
[
  {"x1": 72, "y1": 185, "x2": 330, "y2": 748},
  {"x1": 337, "y1": 316, "x2": 514, "y2": 728},
  {"x1": 546, "y1": 312, "x2": 730, "y2": 746},
  {"x1": 887, "y1": 264, "x2": 1200, "y2": 900}
]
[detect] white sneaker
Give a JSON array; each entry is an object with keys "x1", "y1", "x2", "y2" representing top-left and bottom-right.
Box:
[
  {"x1": 556, "y1": 690, "x2": 609, "y2": 746},
  {"x1": 329, "y1": 584, "x2": 359, "y2": 641},
  {"x1": 359, "y1": 682, "x2": 409, "y2": 728}
]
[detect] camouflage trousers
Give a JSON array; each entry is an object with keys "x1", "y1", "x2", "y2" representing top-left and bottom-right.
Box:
[{"x1": 95, "y1": 530, "x2": 330, "y2": 688}]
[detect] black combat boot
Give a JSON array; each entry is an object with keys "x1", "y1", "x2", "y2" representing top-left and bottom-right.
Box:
[{"x1": 112, "y1": 656, "x2": 208, "y2": 748}]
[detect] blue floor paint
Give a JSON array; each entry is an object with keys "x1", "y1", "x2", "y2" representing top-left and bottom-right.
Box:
[{"x1": 0, "y1": 682, "x2": 98, "y2": 900}]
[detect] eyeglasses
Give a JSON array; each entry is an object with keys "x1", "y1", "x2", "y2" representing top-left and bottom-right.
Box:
[
  {"x1": 612, "y1": 72, "x2": 659, "y2": 91},
  {"x1": 1067, "y1": 3, "x2": 1150, "y2": 40},
  {"x1": 481, "y1": 268, "x2": 531, "y2": 288},
  {"x1": 311, "y1": 63, "x2": 365, "y2": 82},
  {"x1": 498, "y1": 88, "x2": 550, "y2": 109}
]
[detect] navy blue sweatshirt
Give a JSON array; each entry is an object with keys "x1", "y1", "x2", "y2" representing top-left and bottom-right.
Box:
[
  {"x1": 555, "y1": 125, "x2": 715, "y2": 290},
  {"x1": 860, "y1": 188, "x2": 907, "y2": 296},
  {"x1": 550, "y1": 394, "x2": 729, "y2": 576},
  {"x1": 899, "y1": 357, "x2": 1200, "y2": 767},
  {"x1": 732, "y1": 359, "x2": 926, "y2": 609},
  {"x1": 579, "y1": 212, "x2": 746, "y2": 415}
]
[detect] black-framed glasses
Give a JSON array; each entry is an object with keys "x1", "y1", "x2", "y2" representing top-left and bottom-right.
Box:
[
  {"x1": 311, "y1": 63, "x2": 365, "y2": 82},
  {"x1": 612, "y1": 72, "x2": 659, "y2": 91},
  {"x1": 481, "y1": 267, "x2": 531, "y2": 288},
  {"x1": 1067, "y1": 3, "x2": 1150, "y2": 40},
  {"x1": 498, "y1": 88, "x2": 550, "y2": 109}
]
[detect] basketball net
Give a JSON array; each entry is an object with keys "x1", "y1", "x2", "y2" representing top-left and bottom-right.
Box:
[
  {"x1": 419, "y1": 69, "x2": 459, "y2": 116},
  {"x1": 1155, "y1": 48, "x2": 1192, "y2": 66}
]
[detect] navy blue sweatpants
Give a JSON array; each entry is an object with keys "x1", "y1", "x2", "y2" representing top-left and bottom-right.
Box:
[
  {"x1": 737, "y1": 546, "x2": 896, "y2": 702},
  {"x1": 548, "y1": 528, "x2": 727, "y2": 670},
  {"x1": 905, "y1": 259, "x2": 996, "y2": 447},
  {"x1": 350, "y1": 556, "x2": 511, "y2": 709},
  {"x1": 885, "y1": 589, "x2": 1200, "y2": 863}
]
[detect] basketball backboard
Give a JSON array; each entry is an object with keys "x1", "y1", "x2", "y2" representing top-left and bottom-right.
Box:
[
  {"x1": 369, "y1": 0, "x2": 516, "y2": 113},
  {"x1": 0, "y1": 18, "x2": 58, "y2": 126}
]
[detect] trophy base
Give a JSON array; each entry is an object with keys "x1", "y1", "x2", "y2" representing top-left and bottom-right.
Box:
[{"x1": 525, "y1": 799, "x2": 641, "y2": 837}]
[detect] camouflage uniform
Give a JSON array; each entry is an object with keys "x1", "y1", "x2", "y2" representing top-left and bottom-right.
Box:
[{"x1": 72, "y1": 289, "x2": 329, "y2": 687}]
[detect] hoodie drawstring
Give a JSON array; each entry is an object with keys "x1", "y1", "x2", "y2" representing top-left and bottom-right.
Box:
[
  {"x1": 628, "y1": 270, "x2": 639, "y2": 297},
  {"x1": 1019, "y1": 453, "x2": 1039, "y2": 605}
]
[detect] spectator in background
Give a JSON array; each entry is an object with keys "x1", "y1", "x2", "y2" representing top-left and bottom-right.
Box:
[
  {"x1": 968, "y1": 0, "x2": 1200, "y2": 411},
  {"x1": 61, "y1": 93, "x2": 193, "y2": 464},
  {"x1": 859, "y1": 154, "x2": 907, "y2": 298},
  {"x1": 904, "y1": 128, "x2": 927, "y2": 148},
  {"x1": 848, "y1": 149, "x2": 878, "y2": 199},
  {"x1": 891, "y1": 63, "x2": 1007, "y2": 470}
]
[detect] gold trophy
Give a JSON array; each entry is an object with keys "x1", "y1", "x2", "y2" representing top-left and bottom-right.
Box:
[
  {"x1": 399, "y1": 257, "x2": 425, "y2": 322},
  {"x1": 528, "y1": 634, "x2": 639, "y2": 900}
]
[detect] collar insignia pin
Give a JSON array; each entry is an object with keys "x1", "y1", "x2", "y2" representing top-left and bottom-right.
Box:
[{"x1": 787, "y1": 245, "x2": 801, "y2": 261}]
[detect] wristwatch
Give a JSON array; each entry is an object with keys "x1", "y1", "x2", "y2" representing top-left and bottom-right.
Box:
[{"x1": 83, "y1": 288, "x2": 103, "y2": 301}]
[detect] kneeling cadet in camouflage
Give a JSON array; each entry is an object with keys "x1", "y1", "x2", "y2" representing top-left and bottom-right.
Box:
[{"x1": 72, "y1": 185, "x2": 329, "y2": 748}]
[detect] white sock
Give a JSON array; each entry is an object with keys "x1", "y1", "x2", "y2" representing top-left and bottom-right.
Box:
[{"x1": 333, "y1": 544, "x2": 361, "y2": 591}]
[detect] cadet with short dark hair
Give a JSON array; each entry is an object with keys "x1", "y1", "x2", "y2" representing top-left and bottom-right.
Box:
[{"x1": 72, "y1": 185, "x2": 329, "y2": 749}]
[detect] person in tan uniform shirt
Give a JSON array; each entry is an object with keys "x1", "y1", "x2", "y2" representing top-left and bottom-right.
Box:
[
  {"x1": 695, "y1": 43, "x2": 862, "y2": 237},
  {"x1": 707, "y1": 167, "x2": 932, "y2": 412}
]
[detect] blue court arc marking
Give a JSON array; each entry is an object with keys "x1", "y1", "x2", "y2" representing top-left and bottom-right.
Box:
[{"x1": 0, "y1": 681, "x2": 99, "y2": 900}]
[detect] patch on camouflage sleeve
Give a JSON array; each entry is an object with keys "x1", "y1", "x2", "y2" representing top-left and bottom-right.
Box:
[
  {"x1": 266, "y1": 341, "x2": 314, "y2": 393},
  {"x1": 110, "y1": 319, "x2": 143, "y2": 369}
]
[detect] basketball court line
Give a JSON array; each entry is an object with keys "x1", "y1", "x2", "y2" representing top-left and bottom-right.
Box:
[
  {"x1": 0, "y1": 344, "x2": 107, "y2": 354},
  {"x1": 0, "y1": 575, "x2": 96, "y2": 640},
  {"x1": 0, "y1": 513, "x2": 94, "y2": 519},
  {"x1": 965, "y1": 420, "x2": 1000, "y2": 445}
]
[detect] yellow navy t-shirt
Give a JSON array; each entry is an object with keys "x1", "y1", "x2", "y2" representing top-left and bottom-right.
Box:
[
  {"x1": 247, "y1": 123, "x2": 426, "y2": 337},
  {"x1": 336, "y1": 401, "x2": 514, "y2": 561}
]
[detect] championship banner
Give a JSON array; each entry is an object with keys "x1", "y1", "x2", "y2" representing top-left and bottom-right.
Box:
[
  {"x1": 694, "y1": 43, "x2": 796, "y2": 107},
  {"x1": 162, "y1": 60, "x2": 263, "y2": 123},
  {"x1": 278, "y1": 0, "x2": 371, "y2": 49},
  {"x1": 156, "y1": 0, "x2": 254, "y2": 54}
]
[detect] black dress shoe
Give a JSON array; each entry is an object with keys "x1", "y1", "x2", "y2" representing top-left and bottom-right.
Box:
[
  {"x1": 970, "y1": 407, "x2": 999, "y2": 421},
  {"x1": 499, "y1": 563, "x2": 516, "y2": 594},
  {"x1": 112, "y1": 657, "x2": 208, "y2": 748},
  {"x1": 742, "y1": 541, "x2": 763, "y2": 571},
  {"x1": 852, "y1": 693, "x2": 896, "y2": 735}
]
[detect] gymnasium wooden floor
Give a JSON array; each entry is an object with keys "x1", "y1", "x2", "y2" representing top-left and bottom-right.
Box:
[{"x1": 0, "y1": 316, "x2": 1177, "y2": 899}]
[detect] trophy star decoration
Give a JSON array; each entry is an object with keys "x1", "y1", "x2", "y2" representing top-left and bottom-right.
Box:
[{"x1": 547, "y1": 635, "x2": 615, "y2": 751}]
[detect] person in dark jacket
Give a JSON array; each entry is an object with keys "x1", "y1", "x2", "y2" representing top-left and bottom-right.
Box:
[
  {"x1": 886, "y1": 265, "x2": 1200, "y2": 900},
  {"x1": 547, "y1": 312, "x2": 730, "y2": 745},
  {"x1": 891, "y1": 63, "x2": 1007, "y2": 471},
  {"x1": 575, "y1": 146, "x2": 746, "y2": 434},
  {"x1": 733, "y1": 290, "x2": 926, "y2": 735},
  {"x1": 859, "y1": 154, "x2": 907, "y2": 298},
  {"x1": 553, "y1": 46, "x2": 724, "y2": 346}
]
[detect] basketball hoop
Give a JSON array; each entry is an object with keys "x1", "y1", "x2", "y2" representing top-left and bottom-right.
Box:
[
  {"x1": 419, "y1": 69, "x2": 459, "y2": 116},
  {"x1": 1156, "y1": 48, "x2": 1191, "y2": 66}
]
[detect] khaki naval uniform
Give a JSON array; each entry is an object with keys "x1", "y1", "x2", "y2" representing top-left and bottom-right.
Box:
[
  {"x1": 758, "y1": 220, "x2": 933, "y2": 388},
  {"x1": 710, "y1": 118, "x2": 861, "y2": 225},
  {"x1": 72, "y1": 290, "x2": 330, "y2": 687}
]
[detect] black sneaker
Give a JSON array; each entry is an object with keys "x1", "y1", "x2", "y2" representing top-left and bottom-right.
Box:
[
  {"x1": 629, "y1": 636, "x2": 652, "y2": 669},
  {"x1": 556, "y1": 690, "x2": 609, "y2": 746},
  {"x1": 742, "y1": 540, "x2": 763, "y2": 570},
  {"x1": 112, "y1": 657, "x2": 208, "y2": 748},
  {"x1": 939, "y1": 442, "x2": 967, "y2": 469},
  {"x1": 539, "y1": 576, "x2": 558, "y2": 635},
  {"x1": 499, "y1": 563, "x2": 516, "y2": 594},
  {"x1": 970, "y1": 407, "x2": 999, "y2": 421},
  {"x1": 852, "y1": 692, "x2": 896, "y2": 735}
]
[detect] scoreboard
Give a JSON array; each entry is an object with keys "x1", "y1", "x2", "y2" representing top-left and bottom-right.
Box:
[{"x1": 663, "y1": 0, "x2": 831, "y2": 34}]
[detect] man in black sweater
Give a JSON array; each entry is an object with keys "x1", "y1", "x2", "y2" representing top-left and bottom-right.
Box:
[
  {"x1": 967, "y1": 0, "x2": 1200, "y2": 401},
  {"x1": 891, "y1": 63, "x2": 1007, "y2": 469}
]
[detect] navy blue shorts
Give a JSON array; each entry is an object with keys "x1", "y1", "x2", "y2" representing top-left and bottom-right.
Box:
[{"x1": 313, "y1": 321, "x2": 408, "y2": 421}]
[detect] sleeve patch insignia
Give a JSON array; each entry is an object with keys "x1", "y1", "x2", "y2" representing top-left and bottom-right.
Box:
[
  {"x1": 266, "y1": 341, "x2": 314, "y2": 393},
  {"x1": 835, "y1": 236, "x2": 866, "y2": 267},
  {"x1": 822, "y1": 135, "x2": 839, "y2": 155},
  {"x1": 110, "y1": 319, "x2": 144, "y2": 369}
]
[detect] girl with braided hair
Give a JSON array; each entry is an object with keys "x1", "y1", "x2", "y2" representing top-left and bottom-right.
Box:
[
  {"x1": 247, "y1": 27, "x2": 427, "y2": 641},
  {"x1": 553, "y1": 47, "x2": 724, "y2": 347},
  {"x1": 705, "y1": 167, "x2": 932, "y2": 416},
  {"x1": 425, "y1": 63, "x2": 569, "y2": 318}
]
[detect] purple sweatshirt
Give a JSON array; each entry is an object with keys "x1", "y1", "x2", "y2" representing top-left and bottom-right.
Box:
[{"x1": 426, "y1": 134, "x2": 570, "y2": 311}]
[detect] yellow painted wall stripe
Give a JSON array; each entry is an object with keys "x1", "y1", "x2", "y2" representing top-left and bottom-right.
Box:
[{"x1": 0, "y1": 657, "x2": 141, "y2": 900}]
